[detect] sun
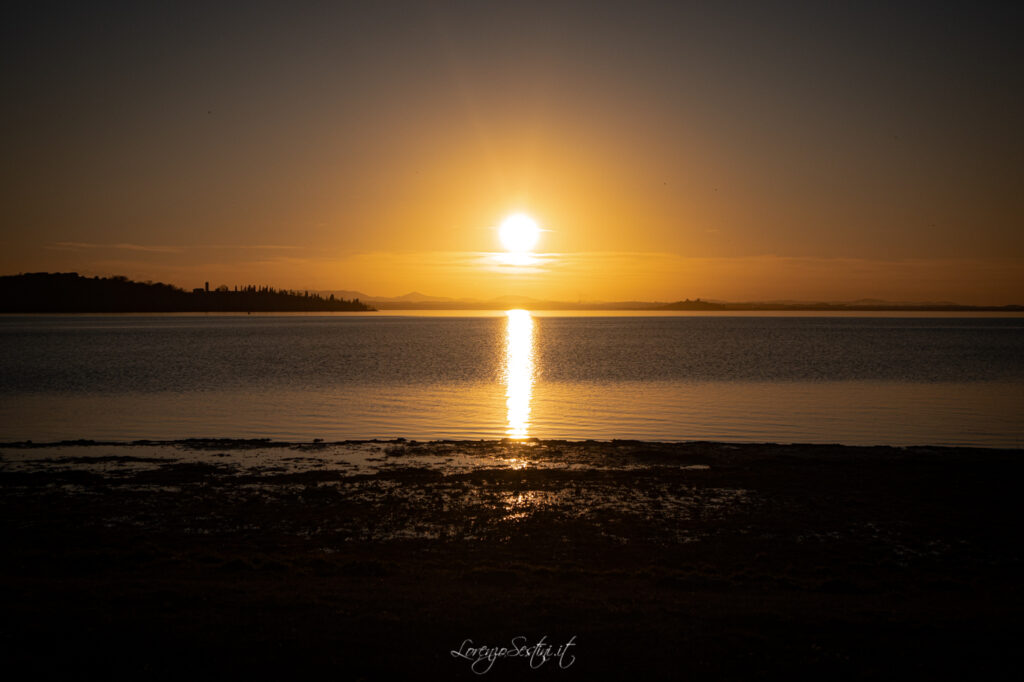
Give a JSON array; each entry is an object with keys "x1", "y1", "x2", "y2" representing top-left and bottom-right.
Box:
[{"x1": 498, "y1": 213, "x2": 541, "y2": 253}]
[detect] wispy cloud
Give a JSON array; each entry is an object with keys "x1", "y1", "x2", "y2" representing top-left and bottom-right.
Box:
[
  {"x1": 50, "y1": 242, "x2": 184, "y2": 253},
  {"x1": 203, "y1": 244, "x2": 304, "y2": 251},
  {"x1": 49, "y1": 242, "x2": 302, "y2": 253}
]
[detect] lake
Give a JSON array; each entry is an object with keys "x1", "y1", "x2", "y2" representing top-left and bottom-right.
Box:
[{"x1": 1, "y1": 312, "x2": 1022, "y2": 446}]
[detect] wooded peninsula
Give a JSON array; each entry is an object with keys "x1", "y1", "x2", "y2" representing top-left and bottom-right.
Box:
[{"x1": 0, "y1": 273, "x2": 373, "y2": 313}]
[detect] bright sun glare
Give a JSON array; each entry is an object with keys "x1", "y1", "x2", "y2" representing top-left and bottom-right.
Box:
[{"x1": 499, "y1": 213, "x2": 540, "y2": 253}]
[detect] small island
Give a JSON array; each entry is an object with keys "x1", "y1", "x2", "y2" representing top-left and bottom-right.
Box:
[{"x1": 0, "y1": 272, "x2": 374, "y2": 313}]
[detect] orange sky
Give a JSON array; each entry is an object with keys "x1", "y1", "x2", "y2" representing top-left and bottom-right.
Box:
[{"x1": 3, "y1": 3, "x2": 1022, "y2": 303}]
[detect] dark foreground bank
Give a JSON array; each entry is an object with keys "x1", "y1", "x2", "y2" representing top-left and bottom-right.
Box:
[{"x1": 2, "y1": 440, "x2": 1021, "y2": 680}]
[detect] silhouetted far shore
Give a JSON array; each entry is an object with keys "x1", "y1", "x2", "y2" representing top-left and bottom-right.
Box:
[
  {"x1": 369, "y1": 299, "x2": 1024, "y2": 311},
  {"x1": 0, "y1": 272, "x2": 372, "y2": 313},
  {"x1": 3, "y1": 272, "x2": 1020, "y2": 313},
  {"x1": 658, "y1": 298, "x2": 1024, "y2": 312},
  {"x1": 345, "y1": 292, "x2": 1024, "y2": 311}
]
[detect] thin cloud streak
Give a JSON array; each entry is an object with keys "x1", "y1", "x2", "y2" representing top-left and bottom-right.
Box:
[
  {"x1": 50, "y1": 242, "x2": 185, "y2": 254},
  {"x1": 203, "y1": 245, "x2": 304, "y2": 251},
  {"x1": 48, "y1": 242, "x2": 303, "y2": 253}
]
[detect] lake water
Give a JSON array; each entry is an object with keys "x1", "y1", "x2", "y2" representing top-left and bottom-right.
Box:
[{"x1": 1, "y1": 312, "x2": 1022, "y2": 447}]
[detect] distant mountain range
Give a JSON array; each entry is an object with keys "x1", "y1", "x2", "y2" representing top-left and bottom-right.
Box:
[{"x1": 321, "y1": 290, "x2": 457, "y2": 304}]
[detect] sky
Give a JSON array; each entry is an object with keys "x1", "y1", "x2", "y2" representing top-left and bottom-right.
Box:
[{"x1": 2, "y1": 1, "x2": 1022, "y2": 303}]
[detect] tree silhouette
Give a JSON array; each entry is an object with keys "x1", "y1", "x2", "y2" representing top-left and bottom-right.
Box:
[{"x1": 0, "y1": 273, "x2": 375, "y2": 313}]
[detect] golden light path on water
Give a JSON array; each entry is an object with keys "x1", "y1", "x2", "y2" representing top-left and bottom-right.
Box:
[{"x1": 503, "y1": 309, "x2": 535, "y2": 439}]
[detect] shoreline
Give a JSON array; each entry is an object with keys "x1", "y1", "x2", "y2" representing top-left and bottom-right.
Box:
[{"x1": 3, "y1": 439, "x2": 1022, "y2": 678}]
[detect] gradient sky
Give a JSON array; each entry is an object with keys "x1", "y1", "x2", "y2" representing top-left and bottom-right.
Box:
[{"x1": 3, "y1": 1, "x2": 1022, "y2": 303}]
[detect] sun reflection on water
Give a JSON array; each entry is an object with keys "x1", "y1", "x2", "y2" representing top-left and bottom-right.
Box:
[{"x1": 503, "y1": 309, "x2": 535, "y2": 439}]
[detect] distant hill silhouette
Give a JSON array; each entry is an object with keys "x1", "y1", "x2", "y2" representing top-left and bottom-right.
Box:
[{"x1": 0, "y1": 273, "x2": 373, "y2": 312}]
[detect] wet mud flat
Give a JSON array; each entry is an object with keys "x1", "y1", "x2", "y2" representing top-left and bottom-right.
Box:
[{"x1": 2, "y1": 439, "x2": 1022, "y2": 680}]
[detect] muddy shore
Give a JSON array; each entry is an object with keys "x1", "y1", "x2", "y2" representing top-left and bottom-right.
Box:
[{"x1": 2, "y1": 439, "x2": 1021, "y2": 679}]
